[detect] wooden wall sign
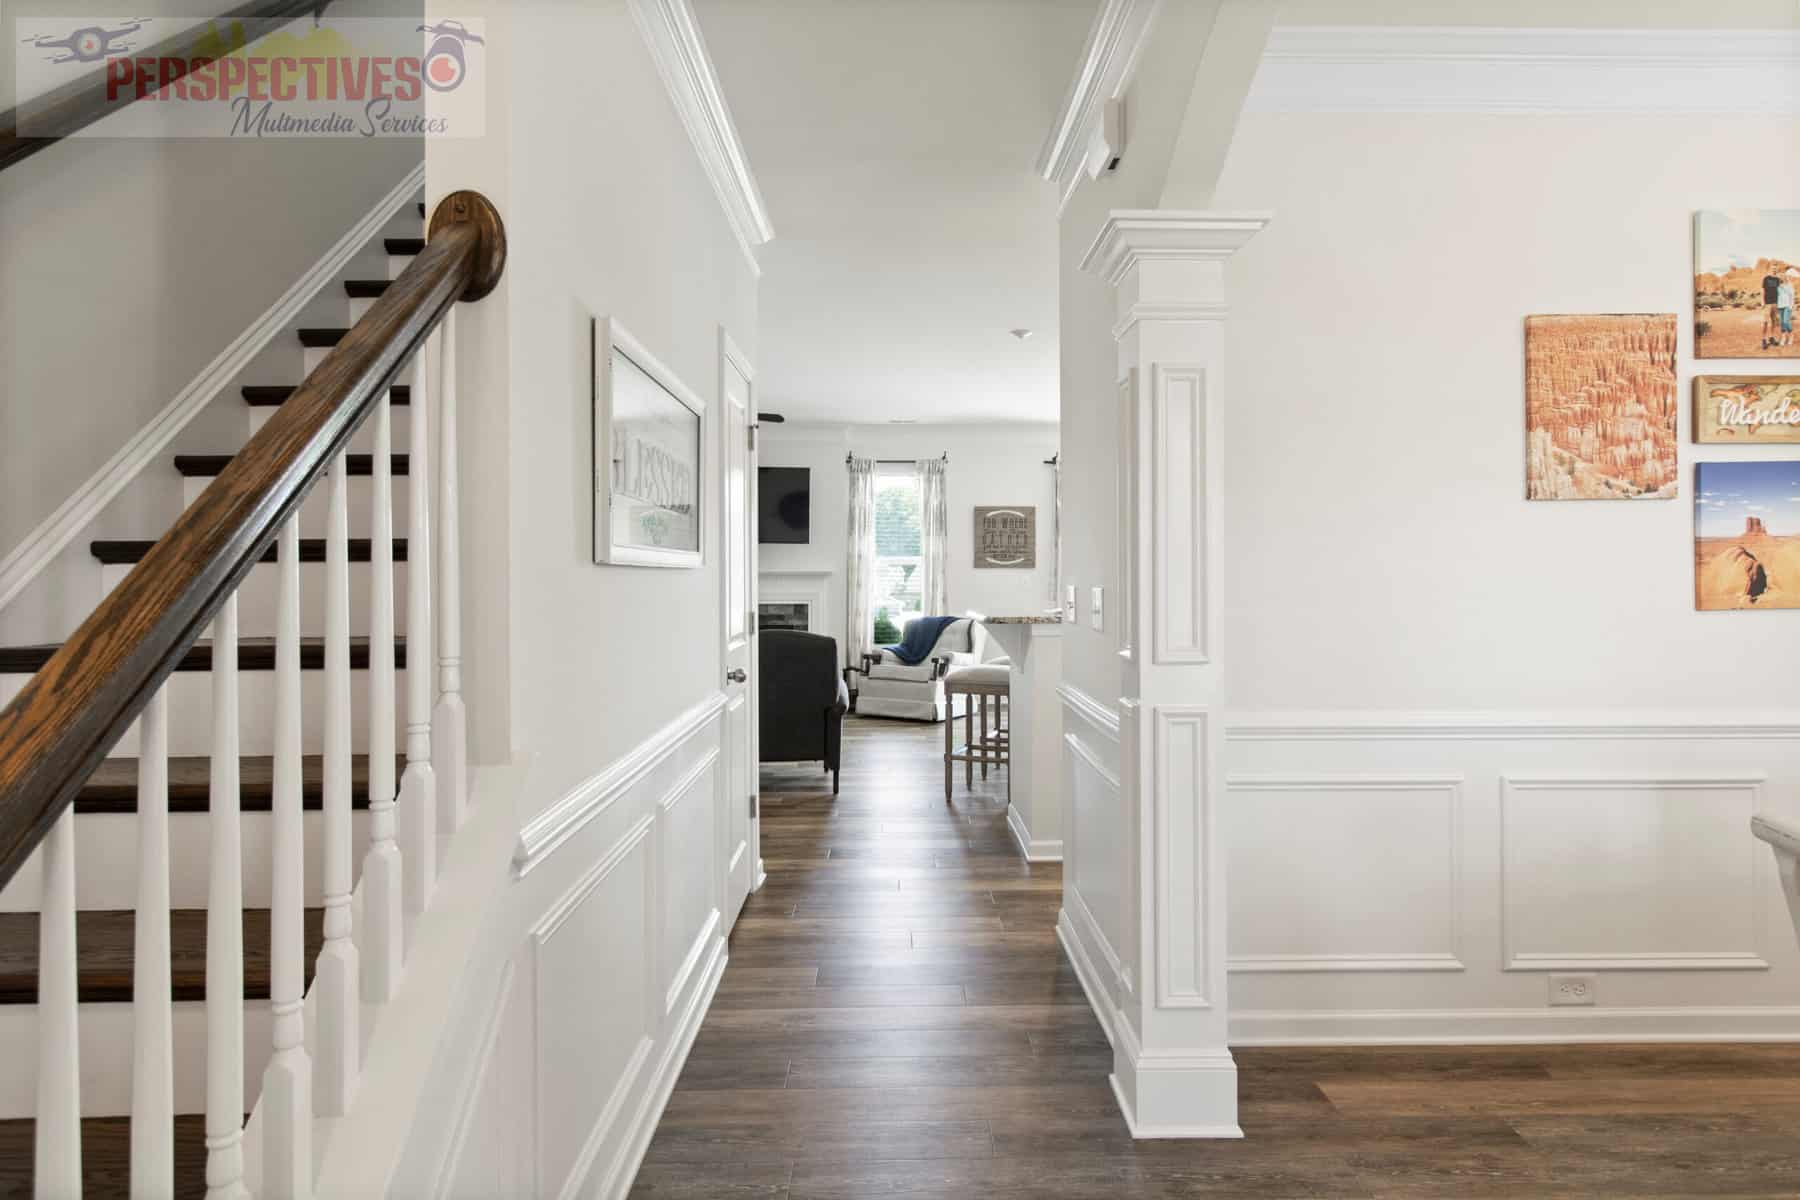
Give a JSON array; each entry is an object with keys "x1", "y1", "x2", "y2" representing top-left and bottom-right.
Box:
[
  {"x1": 1695, "y1": 376, "x2": 1800, "y2": 443},
  {"x1": 975, "y1": 506, "x2": 1036, "y2": 568}
]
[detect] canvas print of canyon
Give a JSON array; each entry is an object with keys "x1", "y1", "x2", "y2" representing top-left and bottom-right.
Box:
[
  {"x1": 1695, "y1": 210, "x2": 1800, "y2": 359},
  {"x1": 1525, "y1": 314, "x2": 1678, "y2": 500},
  {"x1": 1696, "y1": 461, "x2": 1800, "y2": 610}
]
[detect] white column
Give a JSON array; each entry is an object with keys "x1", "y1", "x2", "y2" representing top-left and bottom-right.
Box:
[
  {"x1": 362, "y1": 396, "x2": 403, "y2": 1001},
  {"x1": 314, "y1": 455, "x2": 359, "y2": 1115},
  {"x1": 432, "y1": 309, "x2": 468, "y2": 832},
  {"x1": 131, "y1": 687, "x2": 174, "y2": 1199},
  {"x1": 205, "y1": 596, "x2": 249, "y2": 1200},
  {"x1": 1079, "y1": 209, "x2": 1269, "y2": 1138}
]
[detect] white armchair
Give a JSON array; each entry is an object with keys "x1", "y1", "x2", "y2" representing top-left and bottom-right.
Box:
[{"x1": 857, "y1": 616, "x2": 1007, "y2": 722}]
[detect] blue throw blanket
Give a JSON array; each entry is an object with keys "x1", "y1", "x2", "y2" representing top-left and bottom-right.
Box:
[{"x1": 882, "y1": 615, "x2": 959, "y2": 666}]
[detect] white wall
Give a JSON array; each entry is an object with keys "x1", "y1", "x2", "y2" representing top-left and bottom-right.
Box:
[
  {"x1": 394, "y1": 0, "x2": 758, "y2": 1193},
  {"x1": 759, "y1": 422, "x2": 1060, "y2": 663},
  {"x1": 1060, "y1": 97, "x2": 1800, "y2": 1046}
]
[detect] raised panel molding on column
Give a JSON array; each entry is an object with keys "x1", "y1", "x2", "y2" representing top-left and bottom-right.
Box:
[
  {"x1": 1151, "y1": 365, "x2": 1209, "y2": 665},
  {"x1": 1500, "y1": 772, "x2": 1771, "y2": 972},
  {"x1": 1154, "y1": 706, "x2": 1212, "y2": 1010}
]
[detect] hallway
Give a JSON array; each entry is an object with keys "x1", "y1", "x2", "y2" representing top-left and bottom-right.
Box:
[{"x1": 631, "y1": 718, "x2": 1800, "y2": 1198}]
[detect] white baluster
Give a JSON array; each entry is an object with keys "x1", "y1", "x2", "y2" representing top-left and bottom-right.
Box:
[
  {"x1": 262, "y1": 519, "x2": 311, "y2": 1200},
  {"x1": 401, "y1": 348, "x2": 437, "y2": 932},
  {"x1": 35, "y1": 809, "x2": 81, "y2": 1200},
  {"x1": 131, "y1": 687, "x2": 173, "y2": 1199},
  {"x1": 433, "y1": 309, "x2": 468, "y2": 831},
  {"x1": 315, "y1": 455, "x2": 358, "y2": 1115},
  {"x1": 362, "y1": 395, "x2": 402, "y2": 1002},
  {"x1": 205, "y1": 596, "x2": 249, "y2": 1200}
]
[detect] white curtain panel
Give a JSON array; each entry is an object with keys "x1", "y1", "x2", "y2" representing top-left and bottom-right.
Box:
[
  {"x1": 917, "y1": 457, "x2": 949, "y2": 617},
  {"x1": 845, "y1": 456, "x2": 878, "y2": 666}
]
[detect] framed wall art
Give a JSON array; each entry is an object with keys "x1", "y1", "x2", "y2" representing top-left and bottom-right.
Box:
[
  {"x1": 1694, "y1": 210, "x2": 1800, "y2": 359},
  {"x1": 974, "y1": 506, "x2": 1035, "y2": 568},
  {"x1": 1695, "y1": 460, "x2": 1800, "y2": 610},
  {"x1": 1524, "y1": 313, "x2": 1677, "y2": 500},
  {"x1": 1694, "y1": 376, "x2": 1800, "y2": 444},
  {"x1": 593, "y1": 317, "x2": 705, "y2": 568}
]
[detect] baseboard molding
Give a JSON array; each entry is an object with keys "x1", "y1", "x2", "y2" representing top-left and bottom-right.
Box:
[
  {"x1": 1006, "y1": 803, "x2": 1063, "y2": 862},
  {"x1": 515, "y1": 692, "x2": 727, "y2": 875},
  {"x1": 1230, "y1": 1005, "x2": 1800, "y2": 1046},
  {"x1": 0, "y1": 162, "x2": 425, "y2": 616},
  {"x1": 600, "y1": 933, "x2": 727, "y2": 1199}
]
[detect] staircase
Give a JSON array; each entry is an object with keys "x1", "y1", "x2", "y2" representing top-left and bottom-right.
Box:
[{"x1": 0, "y1": 181, "x2": 507, "y2": 1198}]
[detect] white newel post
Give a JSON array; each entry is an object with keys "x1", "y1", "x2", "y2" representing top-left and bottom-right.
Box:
[
  {"x1": 1080, "y1": 209, "x2": 1269, "y2": 1138},
  {"x1": 432, "y1": 308, "x2": 468, "y2": 832}
]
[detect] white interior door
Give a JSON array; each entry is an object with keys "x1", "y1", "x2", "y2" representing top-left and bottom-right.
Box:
[{"x1": 720, "y1": 333, "x2": 759, "y2": 925}]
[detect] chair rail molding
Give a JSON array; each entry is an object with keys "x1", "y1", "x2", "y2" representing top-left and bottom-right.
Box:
[
  {"x1": 1226, "y1": 711, "x2": 1800, "y2": 741},
  {"x1": 1036, "y1": 0, "x2": 1161, "y2": 211},
  {"x1": 0, "y1": 162, "x2": 426, "y2": 617},
  {"x1": 1058, "y1": 682, "x2": 1121, "y2": 742},
  {"x1": 627, "y1": 0, "x2": 773, "y2": 275},
  {"x1": 1244, "y1": 26, "x2": 1800, "y2": 115},
  {"x1": 514, "y1": 692, "x2": 727, "y2": 876}
]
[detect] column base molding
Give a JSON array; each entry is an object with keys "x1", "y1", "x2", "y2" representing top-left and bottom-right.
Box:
[{"x1": 1110, "y1": 1018, "x2": 1243, "y2": 1140}]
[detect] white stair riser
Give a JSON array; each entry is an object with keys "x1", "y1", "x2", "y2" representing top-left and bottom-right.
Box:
[
  {"x1": 180, "y1": 474, "x2": 413, "y2": 543},
  {"x1": 0, "y1": 1001, "x2": 277, "y2": 1119},
  {"x1": 0, "y1": 811, "x2": 371, "y2": 912},
  {"x1": 0, "y1": 667, "x2": 411, "y2": 758},
  {"x1": 245, "y1": 400, "x2": 413, "y2": 456},
  {"x1": 386, "y1": 253, "x2": 415, "y2": 280},
  {"x1": 106, "y1": 559, "x2": 413, "y2": 640}
]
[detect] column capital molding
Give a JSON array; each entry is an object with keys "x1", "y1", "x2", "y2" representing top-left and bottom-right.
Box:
[{"x1": 1080, "y1": 210, "x2": 1273, "y2": 286}]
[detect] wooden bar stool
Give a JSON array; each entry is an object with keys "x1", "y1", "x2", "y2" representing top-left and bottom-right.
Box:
[{"x1": 943, "y1": 664, "x2": 1010, "y2": 802}]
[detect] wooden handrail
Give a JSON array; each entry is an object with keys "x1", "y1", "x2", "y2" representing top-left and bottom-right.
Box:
[
  {"x1": 0, "y1": 1, "x2": 332, "y2": 173},
  {"x1": 0, "y1": 190, "x2": 505, "y2": 891}
]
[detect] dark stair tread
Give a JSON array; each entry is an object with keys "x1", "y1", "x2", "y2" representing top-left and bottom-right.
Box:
[
  {"x1": 418, "y1": 201, "x2": 426, "y2": 218},
  {"x1": 345, "y1": 279, "x2": 391, "y2": 298},
  {"x1": 242, "y1": 383, "x2": 410, "y2": 406},
  {"x1": 0, "y1": 638, "x2": 407, "y2": 674},
  {"x1": 92, "y1": 538, "x2": 408, "y2": 565},
  {"x1": 0, "y1": 1114, "x2": 209, "y2": 1198},
  {"x1": 298, "y1": 327, "x2": 348, "y2": 348},
  {"x1": 385, "y1": 236, "x2": 425, "y2": 255},
  {"x1": 0, "y1": 908, "x2": 324, "y2": 1005},
  {"x1": 75, "y1": 754, "x2": 404, "y2": 814},
  {"x1": 175, "y1": 453, "x2": 408, "y2": 478}
]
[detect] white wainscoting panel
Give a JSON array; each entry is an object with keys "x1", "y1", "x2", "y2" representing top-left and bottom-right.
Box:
[
  {"x1": 1222, "y1": 714, "x2": 1800, "y2": 1044},
  {"x1": 1501, "y1": 773, "x2": 1769, "y2": 972},
  {"x1": 1226, "y1": 774, "x2": 1464, "y2": 973},
  {"x1": 1150, "y1": 365, "x2": 1209, "y2": 665},
  {"x1": 1154, "y1": 706, "x2": 1212, "y2": 1009}
]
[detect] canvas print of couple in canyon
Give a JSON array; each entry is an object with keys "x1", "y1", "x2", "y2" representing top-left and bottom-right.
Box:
[
  {"x1": 1695, "y1": 461, "x2": 1800, "y2": 610},
  {"x1": 1695, "y1": 209, "x2": 1800, "y2": 359}
]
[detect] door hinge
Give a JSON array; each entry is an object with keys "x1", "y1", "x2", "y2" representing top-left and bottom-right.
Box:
[
  {"x1": 749, "y1": 793, "x2": 759, "y2": 819},
  {"x1": 749, "y1": 609, "x2": 758, "y2": 634},
  {"x1": 748, "y1": 423, "x2": 758, "y2": 452}
]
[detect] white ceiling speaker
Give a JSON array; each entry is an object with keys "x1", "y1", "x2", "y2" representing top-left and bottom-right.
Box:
[{"x1": 1085, "y1": 97, "x2": 1123, "y2": 178}]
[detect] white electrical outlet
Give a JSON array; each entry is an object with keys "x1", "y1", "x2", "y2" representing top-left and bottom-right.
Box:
[
  {"x1": 1548, "y1": 973, "x2": 1597, "y2": 1007},
  {"x1": 1090, "y1": 586, "x2": 1104, "y2": 631},
  {"x1": 1064, "y1": 584, "x2": 1077, "y2": 623}
]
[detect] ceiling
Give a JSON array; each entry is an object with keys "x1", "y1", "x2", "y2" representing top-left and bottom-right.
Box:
[{"x1": 694, "y1": 0, "x2": 1095, "y2": 425}]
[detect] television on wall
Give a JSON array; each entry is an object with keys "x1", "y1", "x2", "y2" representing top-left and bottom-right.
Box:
[{"x1": 758, "y1": 467, "x2": 810, "y2": 544}]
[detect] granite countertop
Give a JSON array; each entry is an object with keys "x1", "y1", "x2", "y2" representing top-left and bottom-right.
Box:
[{"x1": 982, "y1": 615, "x2": 1065, "y2": 625}]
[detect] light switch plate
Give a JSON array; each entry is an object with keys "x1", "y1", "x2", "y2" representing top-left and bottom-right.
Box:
[
  {"x1": 1089, "y1": 586, "x2": 1104, "y2": 630},
  {"x1": 1064, "y1": 585, "x2": 1077, "y2": 623}
]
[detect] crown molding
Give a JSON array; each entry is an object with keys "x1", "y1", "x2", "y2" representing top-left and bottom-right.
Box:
[
  {"x1": 1036, "y1": 0, "x2": 1161, "y2": 208},
  {"x1": 628, "y1": 0, "x2": 773, "y2": 276},
  {"x1": 1080, "y1": 209, "x2": 1272, "y2": 284},
  {"x1": 1246, "y1": 26, "x2": 1800, "y2": 115}
]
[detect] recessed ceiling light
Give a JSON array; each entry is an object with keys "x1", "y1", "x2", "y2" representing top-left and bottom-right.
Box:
[{"x1": 1010, "y1": 328, "x2": 1033, "y2": 341}]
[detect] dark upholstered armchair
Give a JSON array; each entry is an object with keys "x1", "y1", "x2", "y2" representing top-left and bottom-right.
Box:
[{"x1": 758, "y1": 630, "x2": 849, "y2": 795}]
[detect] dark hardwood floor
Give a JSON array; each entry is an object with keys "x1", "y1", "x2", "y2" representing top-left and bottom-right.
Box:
[{"x1": 633, "y1": 716, "x2": 1800, "y2": 1198}]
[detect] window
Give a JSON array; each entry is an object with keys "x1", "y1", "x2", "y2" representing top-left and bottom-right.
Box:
[{"x1": 871, "y1": 470, "x2": 922, "y2": 645}]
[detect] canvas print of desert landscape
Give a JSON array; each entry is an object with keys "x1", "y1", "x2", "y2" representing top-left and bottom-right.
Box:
[
  {"x1": 1695, "y1": 461, "x2": 1800, "y2": 610},
  {"x1": 1695, "y1": 210, "x2": 1800, "y2": 359},
  {"x1": 1525, "y1": 314, "x2": 1677, "y2": 500}
]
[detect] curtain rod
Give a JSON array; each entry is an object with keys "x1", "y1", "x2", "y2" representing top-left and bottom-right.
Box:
[{"x1": 846, "y1": 453, "x2": 948, "y2": 465}]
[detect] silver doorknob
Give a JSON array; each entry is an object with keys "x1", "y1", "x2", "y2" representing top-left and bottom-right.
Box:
[{"x1": 727, "y1": 668, "x2": 747, "y2": 683}]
